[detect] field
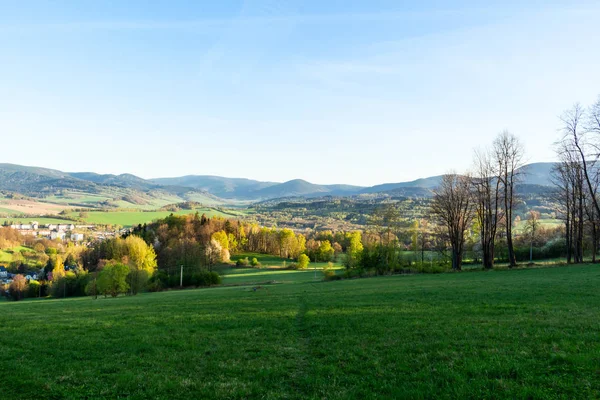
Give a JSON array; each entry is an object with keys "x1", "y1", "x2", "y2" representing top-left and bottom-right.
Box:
[
  {"x1": 0, "y1": 246, "x2": 30, "y2": 263},
  {"x1": 62, "y1": 209, "x2": 232, "y2": 227},
  {"x1": 2, "y1": 265, "x2": 600, "y2": 398},
  {"x1": 0, "y1": 199, "x2": 69, "y2": 216}
]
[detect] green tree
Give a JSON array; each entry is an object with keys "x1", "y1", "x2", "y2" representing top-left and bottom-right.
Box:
[
  {"x1": 97, "y1": 262, "x2": 129, "y2": 298},
  {"x1": 124, "y1": 235, "x2": 157, "y2": 295},
  {"x1": 317, "y1": 240, "x2": 335, "y2": 262},
  {"x1": 345, "y1": 231, "x2": 363, "y2": 269},
  {"x1": 298, "y1": 254, "x2": 310, "y2": 269},
  {"x1": 51, "y1": 255, "x2": 65, "y2": 282}
]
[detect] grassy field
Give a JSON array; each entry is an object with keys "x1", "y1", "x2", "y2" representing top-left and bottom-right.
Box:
[
  {"x1": 2, "y1": 265, "x2": 600, "y2": 398},
  {"x1": 65, "y1": 208, "x2": 236, "y2": 227},
  {"x1": 230, "y1": 252, "x2": 344, "y2": 268},
  {"x1": 220, "y1": 266, "x2": 330, "y2": 285},
  {"x1": 0, "y1": 246, "x2": 32, "y2": 264}
]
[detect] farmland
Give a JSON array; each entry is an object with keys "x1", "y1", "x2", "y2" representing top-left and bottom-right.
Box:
[
  {"x1": 65, "y1": 208, "x2": 241, "y2": 227},
  {"x1": 2, "y1": 264, "x2": 600, "y2": 398},
  {"x1": 0, "y1": 208, "x2": 245, "y2": 228}
]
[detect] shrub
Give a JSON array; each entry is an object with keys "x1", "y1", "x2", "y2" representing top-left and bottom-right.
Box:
[
  {"x1": 250, "y1": 257, "x2": 261, "y2": 267},
  {"x1": 147, "y1": 279, "x2": 165, "y2": 292},
  {"x1": 26, "y1": 280, "x2": 41, "y2": 298},
  {"x1": 322, "y1": 262, "x2": 336, "y2": 280},
  {"x1": 236, "y1": 257, "x2": 250, "y2": 267},
  {"x1": 298, "y1": 254, "x2": 310, "y2": 270},
  {"x1": 191, "y1": 271, "x2": 222, "y2": 287}
]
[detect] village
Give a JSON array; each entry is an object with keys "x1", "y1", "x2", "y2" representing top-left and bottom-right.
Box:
[{"x1": 0, "y1": 221, "x2": 126, "y2": 286}]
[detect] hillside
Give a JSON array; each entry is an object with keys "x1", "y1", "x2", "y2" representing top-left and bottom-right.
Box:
[
  {"x1": 0, "y1": 164, "x2": 225, "y2": 210},
  {"x1": 150, "y1": 175, "x2": 278, "y2": 199},
  {"x1": 0, "y1": 162, "x2": 558, "y2": 206}
]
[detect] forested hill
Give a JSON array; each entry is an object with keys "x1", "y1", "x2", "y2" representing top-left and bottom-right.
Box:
[{"x1": 0, "y1": 162, "x2": 556, "y2": 203}]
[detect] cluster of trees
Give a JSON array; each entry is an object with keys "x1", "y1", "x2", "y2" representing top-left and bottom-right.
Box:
[
  {"x1": 553, "y1": 96, "x2": 600, "y2": 263},
  {"x1": 81, "y1": 235, "x2": 157, "y2": 296},
  {"x1": 430, "y1": 131, "x2": 525, "y2": 271},
  {"x1": 0, "y1": 227, "x2": 22, "y2": 250},
  {"x1": 128, "y1": 213, "x2": 312, "y2": 270},
  {"x1": 429, "y1": 95, "x2": 600, "y2": 271}
]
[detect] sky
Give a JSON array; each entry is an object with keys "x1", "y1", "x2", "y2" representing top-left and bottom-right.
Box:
[{"x1": 1, "y1": 0, "x2": 599, "y2": 186}]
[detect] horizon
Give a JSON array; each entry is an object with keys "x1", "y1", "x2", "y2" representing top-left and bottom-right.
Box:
[
  {"x1": 2, "y1": 1, "x2": 599, "y2": 185},
  {"x1": 1, "y1": 159, "x2": 555, "y2": 188}
]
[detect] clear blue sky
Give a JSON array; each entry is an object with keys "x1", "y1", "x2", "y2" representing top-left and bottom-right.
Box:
[{"x1": 1, "y1": 0, "x2": 599, "y2": 186}]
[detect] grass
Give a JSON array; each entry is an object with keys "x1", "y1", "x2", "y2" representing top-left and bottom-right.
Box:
[
  {"x1": 222, "y1": 253, "x2": 344, "y2": 285},
  {"x1": 1, "y1": 264, "x2": 600, "y2": 398},
  {"x1": 220, "y1": 267, "x2": 327, "y2": 285},
  {"x1": 0, "y1": 246, "x2": 33, "y2": 264},
  {"x1": 231, "y1": 252, "x2": 344, "y2": 268},
  {"x1": 66, "y1": 208, "x2": 232, "y2": 227}
]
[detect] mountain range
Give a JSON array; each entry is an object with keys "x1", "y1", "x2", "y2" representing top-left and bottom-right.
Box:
[
  {"x1": 0, "y1": 162, "x2": 557, "y2": 206},
  {"x1": 151, "y1": 162, "x2": 556, "y2": 199}
]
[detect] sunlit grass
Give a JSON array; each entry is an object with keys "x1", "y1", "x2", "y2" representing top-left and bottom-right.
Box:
[{"x1": 1, "y1": 264, "x2": 600, "y2": 398}]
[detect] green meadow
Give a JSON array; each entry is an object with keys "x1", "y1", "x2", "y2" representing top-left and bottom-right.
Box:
[
  {"x1": 68, "y1": 208, "x2": 236, "y2": 227},
  {"x1": 2, "y1": 265, "x2": 600, "y2": 398}
]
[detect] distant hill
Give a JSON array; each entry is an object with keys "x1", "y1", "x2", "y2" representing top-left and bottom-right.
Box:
[
  {"x1": 0, "y1": 163, "x2": 224, "y2": 208},
  {"x1": 0, "y1": 163, "x2": 97, "y2": 194},
  {"x1": 69, "y1": 172, "x2": 160, "y2": 192},
  {"x1": 0, "y1": 162, "x2": 559, "y2": 205},
  {"x1": 361, "y1": 175, "x2": 444, "y2": 194},
  {"x1": 150, "y1": 175, "x2": 278, "y2": 199},
  {"x1": 251, "y1": 180, "x2": 364, "y2": 199},
  {"x1": 518, "y1": 162, "x2": 555, "y2": 186}
]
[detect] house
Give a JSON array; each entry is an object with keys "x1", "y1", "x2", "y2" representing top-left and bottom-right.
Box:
[
  {"x1": 0, "y1": 267, "x2": 7, "y2": 278},
  {"x1": 50, "y1": 231, "x2": 66, "y2": 240},
  {"x1": 71, "y1": 233, "x2": 84, "y2": 241}
]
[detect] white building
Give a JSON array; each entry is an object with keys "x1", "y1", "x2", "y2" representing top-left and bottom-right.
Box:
[
  {"x1": 50, "y1": 231, "x2": 66, "y2": 240},
  {"x1": 70, "y1": 233, "x2": 84, "y2": 241}
]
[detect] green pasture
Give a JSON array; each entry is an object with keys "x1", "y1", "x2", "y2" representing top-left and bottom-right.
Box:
[
  {"x1": 0, "y1": 246, "x2": 33, "y2": 264},
  {"x1": 1, "y1": 264, "x2": 600, "y2": 398},
  {"x1": 220, "y1": 267, "x2": 326, "y2": 285},
  {"x1": 67, "y1": 208, "x2": 233, "y2": 227}
]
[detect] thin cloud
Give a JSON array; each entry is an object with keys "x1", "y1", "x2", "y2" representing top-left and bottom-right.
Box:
[{"x1": 0, "y1": 8, "x2": 512, "y2": 33}]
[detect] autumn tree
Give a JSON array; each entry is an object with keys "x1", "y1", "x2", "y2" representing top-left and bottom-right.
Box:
[{"x1": 9, "y1": 274, "x2": 27, "y2": 301}]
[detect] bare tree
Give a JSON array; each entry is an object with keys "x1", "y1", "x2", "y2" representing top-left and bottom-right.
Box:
[
  {"x1": 561, "y1": 103, "x2": 600, "y2": 220},
  {"x1": 472, "y1": 148, "x2": 503, "y2": 269},
  {"x1": 552, "y1": 142, "x2": 585, "y2": 263},
  {"x1": 430, "y1": 174, "x2": 475, "y2": 271},
  {"x1": 493, "y1": 131, "x2": 525, "y2": 267}
]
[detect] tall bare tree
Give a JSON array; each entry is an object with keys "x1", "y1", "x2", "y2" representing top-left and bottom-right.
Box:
[
  {"x1": 430, "y1": 174, "x2": 475, "y2": 271},
  {"x1": 561, "y1": 103, "x2": 600, "y2": 220},
  {"x1": 472, "y1": 148, "x2": 503, "y2": 269},
  {"x1": 493, "y1": 131, "x2": 524, "y2": 267},
  {"x1": 552, "y1": 141, "x2": 585, "y2": 263}
]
